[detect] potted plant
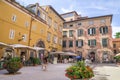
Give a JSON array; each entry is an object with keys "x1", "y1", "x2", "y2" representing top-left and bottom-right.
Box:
[
  {"x1": 32, "y1": 58, "x2": 41, "y2": 66},
  {"x1": 65, "y1": 61, "x2": 94, "y2": 80},
  {"x1": 114, "y1": 56, "x2": 120, "y2": 65},
  {"x1": 3, "y1": 57, "x2": 23, "y2": 74}
]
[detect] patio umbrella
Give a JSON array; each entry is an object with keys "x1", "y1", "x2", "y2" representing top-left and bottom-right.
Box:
[
  {"x1": 61, "y1": 52, "x2": 77, "y2": 56},
  {"x1": 50, "y1": 51, "x2": 65, "y2": 55},
  {"x1": 115, "y1": 53, "x2": 120, "y2": 56}
]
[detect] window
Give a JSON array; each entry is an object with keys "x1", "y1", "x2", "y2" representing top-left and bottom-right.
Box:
[
  {"x1": 77, "y1": 29, "x2": 83, "y2": 36},
  {"x1": 88, "y1": 28, "x2": 96, "y2": 35},
  {"x1": 114, "y1": 50, "x2": 117, "y2": 54},
  {"x1": 76, "y1": 40, "x2": 83, "y2": 47},
  {"x1": 69, "y1": 30, "x2": 74, "y2": 37},
  {"x1": 59, "y1": 39, "x2": 62, "y2": 45},
  {"x1": 48, "y1": 17, "x2": 52, "y2": 26},
  {"x1": 54, "y1": 22, "x2": 58, "y2": 30},
  {"x1": 37, "y1": 10, "x2": 41, "y2": 17},
  {"x1": 59, "y1": 26, "x2": 62, "y2": 32},
  {"x1": 32, "y1": 25, "x2": 37, "y2": 31},
  {"x1": 42, "y1": 13, "x2": 46, "y2": 21},
  {"x1": 47, "y1": 32, "x2": 51, "y2": 41},
  {"x1": 53, "y1": 36, "x2": 57, "y2": 43},
  {"x1": 12, "y1": 15, "x2": 17, "y2": 22},
  {"x1": 9, "y1": 29, "x2": 15, "y2": 39},
  {"x1": 23, "y1": 34, "x2": 27, "y2": 42},
  {"x1": 63, "y1": 31, "x2": 67, "y2": 37},
  {"x1": 78, "y1": 23, "x2": 81, "y2": 25},
  {"x1": 69, "y1": 40, "x2": 73, "y2": 47},
  {"x1": 62, "y1": 13, "x2": 74, "y2": 18},
  {"x1": 113, "y1": 44, "x2": 116, "y2": 48},
  {"x1": 69, "y1": 24, "x2": 73, "y2": 27},
  {"x1": 101, "y1": 19, "x2": 106, "y2": 23},
  {"x1": 63, "y1": 40, "x2": 66, "y2": 48},
  {"x1": 63, "y1": 25, "x2": 67, "y2": 28},
  {"x1": 89, "y1": 20, "x2": 94, "y2": 25},
  {"x1": 100, "y1": 26, "x2": 108, "y2": 34},
  {"x1": 102, "y1": 38, "x2": 108, "y2": 47},
  {"x1": 25, "y1": 21, "x2": 29, "y2": 27},
  {"x1": 88, "y1": 39, "x2": 96, "y2": 46}
]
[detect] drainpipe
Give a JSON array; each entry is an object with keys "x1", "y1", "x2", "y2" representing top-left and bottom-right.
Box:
[{"x1": 28, "y1": 17, "x2": 34, "y2": 46}]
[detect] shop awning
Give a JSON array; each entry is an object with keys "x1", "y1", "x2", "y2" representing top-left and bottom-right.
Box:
[
  {"x1": 50, "y1": 51, "x2": 65, "y2": 54},
  {"x1": 115, "y1": 53, "x2": 120, "y2": 56},
  {"x1": 0, "y1": 42, "x2": 10, "y2": 47},
  {"x1": 10, "y1": 44, "x2": 34, "y2": 50},
  {"x1": 61, "y1": 52, "x2": 77, "y2": 56},
  {"x1": 33, "y1": 47, "x2": 45, "y2": 51}
]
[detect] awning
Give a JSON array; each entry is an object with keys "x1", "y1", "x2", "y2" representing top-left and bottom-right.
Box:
[
  {"x1": 0, "y1": 42, "x2": 10, "y2": 47},
  {"x1": 115, "y1": 53, "x2": 120, "y2": 56},
  {"x1": 61, "y1": 52, "x2": 77, "y2": 56},
  {"x1": 10, "y1": 44, "x2": 34, "y2": 50},
  {"x1": 33, "y1": 47, "x2": 45, "y2": 51},
  {"x1": 50, "y1": 51, "x2": 65, "y2": 54}
]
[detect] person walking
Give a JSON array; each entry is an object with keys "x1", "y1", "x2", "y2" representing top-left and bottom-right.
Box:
[{"x1": 42, "y1": 56, "x2": 48, "y2": 71}]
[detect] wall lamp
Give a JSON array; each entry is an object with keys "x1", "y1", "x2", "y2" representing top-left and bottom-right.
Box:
[{"x1": 18, "y1": 35, "x2": 25, "y2": 42}]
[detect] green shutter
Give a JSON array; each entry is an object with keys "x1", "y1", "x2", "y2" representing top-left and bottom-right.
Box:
[
  {"x1": 94, "y1": 28, "x2": 96, "y2": 34},
  {"x1": 94, "y1": 40, "x2": 96, "y2": 46},
  {"x1": 76, "y1": 40, "x2": 78, "y2": 47},
  {"x1": 88, "y1": 29, "x2": 90, "y2": 34},
  {"x1": 100, "y1": 27, "x2": 102, "y2": 33},
  {"x1": 82, "y1": 40, "x2": 83, "y2": 46},
  {"x1": 88, "y1": 40, "x2": 90, "y2": 46}
]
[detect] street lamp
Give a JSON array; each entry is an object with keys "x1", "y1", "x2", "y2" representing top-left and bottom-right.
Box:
[{"x1": 18, "y1": 35, "x2": 25, "y2": 42}]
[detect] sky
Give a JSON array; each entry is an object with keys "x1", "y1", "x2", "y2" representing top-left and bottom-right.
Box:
[{"x1": 16, "y1": 0, "x2": 120, "y2": 38}]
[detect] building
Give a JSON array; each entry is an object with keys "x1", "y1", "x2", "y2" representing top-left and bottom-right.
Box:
[
  {"x1": 0, "y1": 0, "x2": 64, "y2": 59},
  {"x1": 112, "y1": 38, "x2": 120, "y2": 55},
  {"x1": 61, "y1": 11, "x2": 113, "y2": 62}
]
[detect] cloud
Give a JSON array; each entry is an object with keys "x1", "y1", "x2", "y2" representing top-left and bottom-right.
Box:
[
  {"x1": 61, "y1": 5, "x2": 74, "y2": 13},
  {"x1": 112, "y1": 26, "x2": 120, "y2": 38}
]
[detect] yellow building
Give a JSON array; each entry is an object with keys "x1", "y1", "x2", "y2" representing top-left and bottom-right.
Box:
[{"x1": 0, "y1": 0, "x2": 64, "y2": 59}]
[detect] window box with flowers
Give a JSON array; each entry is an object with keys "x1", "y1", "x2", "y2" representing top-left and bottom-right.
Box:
[{"x1": 65, "y1": 61, "x2": 94, "y2": 80}]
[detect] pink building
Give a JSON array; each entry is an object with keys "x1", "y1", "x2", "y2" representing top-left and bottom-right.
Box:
[{"x1": 61, "y1": 11, "x2": 113, "y2": 62}]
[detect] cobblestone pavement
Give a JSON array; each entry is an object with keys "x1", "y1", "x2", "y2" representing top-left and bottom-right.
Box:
[
  {"x1": 0, "y1": 63, "x2": 120, "y2": 80},
  {"x1": 0, "y1": 63, "x2": 71, "y2": 80},
  {"x1": 91, "y1": 63, "x2": 120, "y2": 80}
]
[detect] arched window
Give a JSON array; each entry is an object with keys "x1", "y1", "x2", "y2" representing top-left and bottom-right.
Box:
[
  {"x1": 77, "y1": 29, "x2": 83, "y2": 37},
  {"x1": 88, "y1": 27, "x2": 96, "y2": 35},
  {"x1": 99, "y1": 26, "x2": 108, "y2": 34}
]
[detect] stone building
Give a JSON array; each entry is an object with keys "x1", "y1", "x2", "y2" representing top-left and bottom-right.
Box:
[
  {"x1": 112, "y1": 38, "x2": 120, "y2": 55},
  {"x1": 61, "y1": 11, "x2": 113, "y2": 62}
]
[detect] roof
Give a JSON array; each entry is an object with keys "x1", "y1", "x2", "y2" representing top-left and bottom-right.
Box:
[
  {"x1": 64, "y1": 14, "x2": 113, "y2": 23},
  {"x1": 113, "y1": 38, "x2": 120, "y2": 42},
  {"x1": 61, "y1": 11, "x2": 78, "y2": 16},
  {"x1": 43, "y1": 5, "x2": 65, "y2": 21}
]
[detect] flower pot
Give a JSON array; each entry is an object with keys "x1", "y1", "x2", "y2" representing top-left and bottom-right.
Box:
[{"x1": 71, "y1": 79, "x2": 89, "y2": 80}]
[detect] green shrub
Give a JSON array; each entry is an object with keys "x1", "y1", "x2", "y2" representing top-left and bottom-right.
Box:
[
  {"x1": 114, "y1": 56, "x2": 120, "y2": 62},
  {"x1": 32, "y1": 58, "x2": 41, "y2": 65},
  {"x1": 65, "y1": 61, "x2": 94, "y2": 79},
  {"x1": 3, "y1": 57, "x2": 23, "y2": 74}
]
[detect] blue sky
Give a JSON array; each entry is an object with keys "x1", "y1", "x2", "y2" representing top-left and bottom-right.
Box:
[{"x1": 16, "y1": 0, "x2": 120, "y2": 38}]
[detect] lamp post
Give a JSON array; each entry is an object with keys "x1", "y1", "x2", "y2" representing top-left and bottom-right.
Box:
[{"x1": 18, "y1": 34, "x2": 25, "y2": 42}]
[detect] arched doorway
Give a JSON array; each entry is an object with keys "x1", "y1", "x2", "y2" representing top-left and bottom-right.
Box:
[
  {"x1": 102, "y1": 52, "x2": 109, "y2": 63},
  {"x1": 36, "y1": 40, "x2": 45, "y2": 60},
  {"x1": 89, "y1": 52, "x2": 95, "y2": 62}
]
